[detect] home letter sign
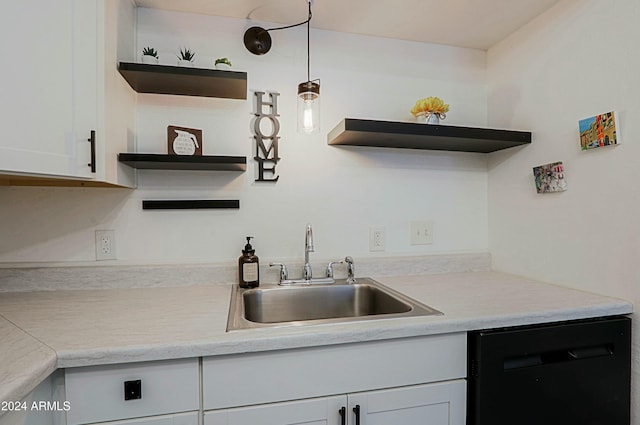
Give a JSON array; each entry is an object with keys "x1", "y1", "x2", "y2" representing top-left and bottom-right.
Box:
[{"x1": 253, "y1": 91, "x2": 280, "y2": 182}]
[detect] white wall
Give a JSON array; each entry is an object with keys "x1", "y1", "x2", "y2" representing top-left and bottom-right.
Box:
[
  {"x1": 0, "y1": 9, "x2": 489, "y2": 265},
  {"x1": 486, "y1": 0, "x2": 640, "y2": 420}
]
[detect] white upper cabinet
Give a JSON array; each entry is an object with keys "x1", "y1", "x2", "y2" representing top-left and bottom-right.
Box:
[
  {"x1": 0, "y1": 0, "x2": 96, "y2": 179},
  {"x1": 95, "y1": 0, "x2": 136, "y2": 187},
  {"x1": 0, "y1": 0, "x2": 135, "y2": 187}
]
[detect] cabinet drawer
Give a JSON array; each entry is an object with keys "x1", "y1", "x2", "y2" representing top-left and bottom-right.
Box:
[
  {"x1": 65, "y1": 358, "x2": 199, "y2": 425},
  {"x1": 203, "y1": 333, "x2": 466, "y2": 409},
  {"x1": 91, "y1": 411, "x2": 199, "y2": 425}
]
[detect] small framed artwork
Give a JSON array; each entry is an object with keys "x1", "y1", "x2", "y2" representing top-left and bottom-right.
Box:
[
  {"x1": 533, "y1": 161, "x2": 567, "y2": 193},
  {"x1": 578, "y1": 111, "x2": 619, "y2": 150},
  {"x1": 167, "y1": 125, "x2": 202, "y2": 156}
]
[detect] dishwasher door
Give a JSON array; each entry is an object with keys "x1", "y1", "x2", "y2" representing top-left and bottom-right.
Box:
[{"x1": 467, "y1": 316, "x2": 631, "y2": 425}]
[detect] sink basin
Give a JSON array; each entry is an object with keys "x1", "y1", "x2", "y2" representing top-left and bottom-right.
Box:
[{"x1": 226, "y1": 277, "x2": 442, "y2": 331}]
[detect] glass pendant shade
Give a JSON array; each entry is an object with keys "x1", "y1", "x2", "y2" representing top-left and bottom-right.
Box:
[{"x1": 297, "y1": 81, "x2": 320, "y2": 134}]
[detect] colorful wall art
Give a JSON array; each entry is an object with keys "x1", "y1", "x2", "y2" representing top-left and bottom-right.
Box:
[
  {"x1": 579, "y1": 111, "x2": 619, "y2": 150},
  {"x1": 533, "y1": 161, "x2": 567, "y2": 193}
]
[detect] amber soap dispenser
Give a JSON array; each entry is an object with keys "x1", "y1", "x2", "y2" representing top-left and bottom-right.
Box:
[{"x1": 238, "y1": 236, "x2": 259, "y2": 288}]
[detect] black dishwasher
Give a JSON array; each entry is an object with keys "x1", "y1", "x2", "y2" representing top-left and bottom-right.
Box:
[{"x1": 467, "y1": 316, "x2": 631, "y2": 425}]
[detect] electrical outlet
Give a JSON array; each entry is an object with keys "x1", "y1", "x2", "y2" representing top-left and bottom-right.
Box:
[
  {"x1": 95, "y1": 230, "x2": 116, "y2": 260},
  {"x1": 410, "y1": 221, "x2": 433, "y2": 245},
  {"x1": 369, "y1": 227, "x2": 386, "y2": 252}
]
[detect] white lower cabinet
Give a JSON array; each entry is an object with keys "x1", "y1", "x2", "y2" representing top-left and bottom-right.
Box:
[
  {"x1": 349, "y1": 380, "x2": 466, "y2": 425},
  {"x1": 203, "y1": 334, "x2": 467, "y2": 425},
  {"x1": 204, "y1": 380, "x2": 466, "y2": 425},
  {"x1": 58, "y1": 335, "x2": 466, "y2": 425},
  {"x1": 87, "y1": 412, "x2": 198, "y2": 425}
]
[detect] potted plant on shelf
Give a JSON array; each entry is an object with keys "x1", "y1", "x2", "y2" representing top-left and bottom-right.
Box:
[
  {"x1": 214, "y1": 57, "x2": 232, "y2": 70},
  {"x1": 177, "y1": 48, "x2": 195, "y2": 67},
  {"x1": 411, "y1": 97, "x2": 449, "y2": 124},
  {"x1": 141, "y1": 47, "x2": 159, "y2": 64}
]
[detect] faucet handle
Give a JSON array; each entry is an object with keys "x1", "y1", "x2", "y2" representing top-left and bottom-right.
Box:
[
  {"x1": 344, "y1": 256, "x2": 356, "y2": 284},
  {"x1": 325, "y1": 260, "x2": 344, "y2": 278},
  {"x1": 269, "y1": 262, "x2": 289, "y2": 282}
]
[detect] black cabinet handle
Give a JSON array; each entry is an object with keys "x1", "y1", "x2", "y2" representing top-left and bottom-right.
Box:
[
  {"x1": 338, "y1": 407, "x2": 346, "y2": 425},
  {"x1": 88, "y1": 130, "x2": 96, "y2": 173},
  {"x1": 353, "y1": 404, "x2": 360, "y2": 425},
  {"x1": 123, "y1": 379, "x2": 141, "y2": 400}
]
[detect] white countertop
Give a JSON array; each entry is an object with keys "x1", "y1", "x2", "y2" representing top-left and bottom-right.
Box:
[
  {"x1": 0, "y1": 271, "x2": 632, "y2": 406},
  {"x1": 0, "y1": 317, "x2": 56, "y2": 406}
]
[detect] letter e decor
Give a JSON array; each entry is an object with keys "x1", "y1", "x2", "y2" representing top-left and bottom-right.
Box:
[{"x1": 252, "y1": 91, "x2": 280, "y2": 182}]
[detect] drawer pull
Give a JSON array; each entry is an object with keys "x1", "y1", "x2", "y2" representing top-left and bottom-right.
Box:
[
  {"x1": 353, "y1": 404, "x2": 361, "y2": 425},
  {"x1": 124, "y1": 380, "x2": 142, "y2": 400}
]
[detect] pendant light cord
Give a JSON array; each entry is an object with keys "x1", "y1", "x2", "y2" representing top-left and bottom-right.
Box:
[
  {"x1": 259, "y1": 1, "x2": 313, "y2": 82},
  {"x1": 306, "y1": 1, "x2": 311, "y2": 82},
  {"x1": 262, "y1": 1, "x2": 312, "y2": 33}
]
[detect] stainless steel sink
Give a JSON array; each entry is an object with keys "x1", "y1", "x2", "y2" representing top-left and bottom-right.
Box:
[{"x1": 226, "y1": 277, "x2": 443, "y2": 331}]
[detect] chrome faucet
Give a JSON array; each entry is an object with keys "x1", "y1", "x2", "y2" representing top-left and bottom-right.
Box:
[
  {"x1": 268, "y1": 223, "x2": 354, "y2": 285},
  {"x1": 303, "y1": 223, "x2": 314, "y2": 280}
]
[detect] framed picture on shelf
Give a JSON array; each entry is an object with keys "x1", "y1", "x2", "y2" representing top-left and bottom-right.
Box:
[{"x1": 168, "y1": 125, "x2": 202, "y2": 156}]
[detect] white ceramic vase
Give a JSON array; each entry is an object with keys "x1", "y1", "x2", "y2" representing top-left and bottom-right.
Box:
[
  {"x1": 141, "y1": 55, "x2": 158, "y2": 64},
  {"x1": 415, "y1": 112, "x2": 444, "y2": 125}
]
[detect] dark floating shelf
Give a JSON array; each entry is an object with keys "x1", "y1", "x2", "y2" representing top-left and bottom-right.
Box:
[
  {"x1": 118, "y1": 62, "x2": 247, "y2": 99},
  {"x1": 118, "y1": 153, "x2": 246, "y2": 171},
  {"x1": 328, "y1": 118, "x2": 532, "y2": 153},
  {"x1": 143, "y1": 200, "x2": 240, "y2": 210}
]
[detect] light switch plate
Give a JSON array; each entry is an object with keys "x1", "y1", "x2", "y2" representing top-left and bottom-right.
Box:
[{"x1": 410, "y1": 221, "x2": 433, "y2": 245}]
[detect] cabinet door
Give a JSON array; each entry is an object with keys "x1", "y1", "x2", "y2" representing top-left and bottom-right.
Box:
[
  {"x1": 204, "y1": 396, "x2": 345, "y2": 425},
  {"x1": 0, "y1": 0, "x2": 95, "y2": 179},
  {"x1": 90, "y1": 412, "x2": 198, "y2": 425},
  {"x1": 96, "y1": 0, "x2": 136, "y2": 187},
  {"x1": 348, "y1": 380, "x2": 466, "y2": 425}
]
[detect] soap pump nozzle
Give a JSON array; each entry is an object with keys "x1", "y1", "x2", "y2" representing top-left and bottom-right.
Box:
[{"x1": 243, "y1": 236, "x2": 254, "y2": 255}]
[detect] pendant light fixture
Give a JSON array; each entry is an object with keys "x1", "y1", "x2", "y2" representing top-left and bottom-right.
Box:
[
  {"x1": 243, "y1": 0, "x2": 320, "y2": 134},
  {"x1": 296, "y1": 0, "x2": 319, "y2": 134}
]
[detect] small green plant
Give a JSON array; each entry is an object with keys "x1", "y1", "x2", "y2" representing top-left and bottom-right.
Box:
[
  {"x1": 178, "y1": 48, "x2": 195, "y2": 62},
  {"x1": 215, "y1": 57, "x2": 232, "y2": 66},
  {"x1": 142, "y1": 46, "x2": 159, "y2": 58}
]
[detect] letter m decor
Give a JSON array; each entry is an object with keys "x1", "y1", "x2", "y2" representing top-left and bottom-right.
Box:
[{"x1": 252, "y1": 91, "x2": 281, "y2": 182}]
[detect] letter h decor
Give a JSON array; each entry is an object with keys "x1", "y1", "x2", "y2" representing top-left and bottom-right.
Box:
[{"x1": 252, "y1": 91, "x2": 281, "y2": 182}]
